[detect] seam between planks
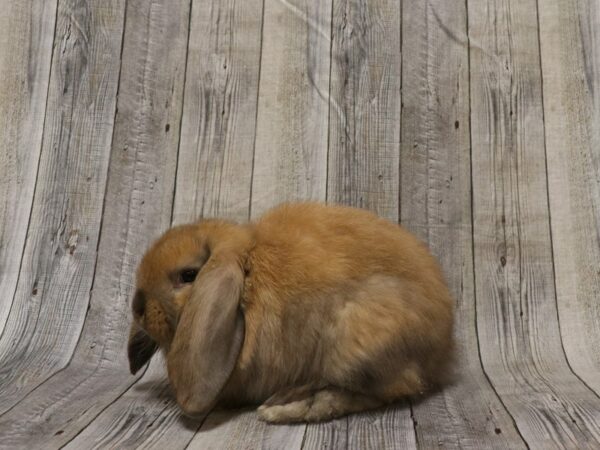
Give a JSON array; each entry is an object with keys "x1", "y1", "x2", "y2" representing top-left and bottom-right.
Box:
[
  {"x1": 323, "y1": 0, "x2": 334, "y2": 206},
  {"x1": 319, "y1": 0, "x2": 336, "y2": 444},
  {"x1": 247, "y1": 0, "x2": 267, "y2": 222},
  {"x1": 409, "y1": 404, "x2": 420, "y2": 449},
  {"x1": 398, "y1": 0, "x2": 404, "y2": 221},
  {"x1": 534, "y1": 0, "x2": 600, "y2": 401},
  {"x1": 464, "y1": 0, "x2": 530, "y2": 446},
  {"x1": 400, "y1": 0, "x2": 419, "y2": 446},
  {"x1": 170, "y1": 0, "x2": 195, "y2": 225}
]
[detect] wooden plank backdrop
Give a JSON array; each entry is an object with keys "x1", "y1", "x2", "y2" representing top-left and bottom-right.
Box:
[{"x1": 0, "y1": 0, "x2": 599, "y2": 448}]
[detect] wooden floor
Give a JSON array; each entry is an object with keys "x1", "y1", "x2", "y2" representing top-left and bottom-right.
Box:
[{"x1": 1, "y1": 0, "x2": 599, "y2": 448}]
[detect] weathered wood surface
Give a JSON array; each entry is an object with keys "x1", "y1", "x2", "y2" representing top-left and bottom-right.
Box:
[
  {"x1": 72, "y1": 0, "x2": 266, "y2": 447},
  {"x1": 0, "y1": 0, "x2": 57, "y2": 336},
  {"x1": 306, "y1": 0, "x2": 415, "y2": 448},
  {"x1": 189, "y1": 0, "x2": 331, "y2": 447},
  {"x1": 469, "y1": 0, "x2": 600, "y2": 447},
  {"x1": 0, "y1": 0, "x2": 189, "y2": 447},
  {"x1": 0, "y1": 0, "x2": 126, "y2": 415},
  {"x1": 401, "y1": 1, "x2": 526, "y2": 448},
  {"x1": 539, "y1": 0, "x2": 600, "y2": 396},
  {"x1": 1, "y1": 0, "x2": 600, "y2": 448},
  {"x1": 249, "y1": 0, "x2": 332, "y2": 218},
  {"x1": 172, "y1": 0, "x2": 263, "y2": 225},
  {"x1": 325, "y1": 0, "x2": 401, "y2": 220}
]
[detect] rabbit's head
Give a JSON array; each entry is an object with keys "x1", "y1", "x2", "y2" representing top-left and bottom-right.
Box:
[{"x1": 127, "y1": 220, "x2": 252, "y2": 416}]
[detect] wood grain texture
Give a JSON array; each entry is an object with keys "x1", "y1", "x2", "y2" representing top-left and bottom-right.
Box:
[
  {"x1": 172, "y1": 0, "x2": 264, "y2": 225},
  {"x1": 173, "y1": 0, "x2": 278, "y2": 447},
  {"x1": 64, "y1": 356, "x2": 198, "y2": 450},
  {"x1": 401, "y1": 0, "x2": 526, "y2": 448},
  {"x1": 325, "y1": 0, "x2": 401, "y2": 220},
  {"x1": 0, "y1": 0, "x2": 189, "y2": 446},
  {"x1": 469, "y1": 0, "x2": 600, "y2": 447},
  {"x1": 0, "y1": 0, "x2": 126, "y2": 415},
  {"x1": 0, "y1": 0, "x2": 57, "y2": 335},
  {"x1": 190, "y1": 410, "x2": 305, "y2": 450},
  {"x1": 191, "y1": 0, "x2": 333, "y2": 447},
  {"x1": 346, "y1": 405, "x2": 416, "y2": 449},
  {"x1": 302, "y1": 418, "x2": 347, "y2": 450},
  {"x1": 305, "y1": 0, "x2": 412, "y2": 447},
  {"x1": 250, "y1": 0, "x2": 332, "y2": 218},
  {"x1": 539, "y1": 0, "x2": 600, "y2": 394},
  {"x1": 1, "y1": 0, "x2": 600, "y2": 448},
  {"x1": 65, "y1": 0, "x2": 264, "y2": 447}
]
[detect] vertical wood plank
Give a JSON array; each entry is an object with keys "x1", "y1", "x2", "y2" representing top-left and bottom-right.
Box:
[
  {"x1": 325, "y1": 0, "x2": 401, "y2": 220},
  {"x1": 539, "y1": 0, "x2": 600, "y2": 394},
  {"x1": 469, "y1": 0, "x2": 600, "y2": 446},
  {"x1": 0, "y1": 0, "x2": 126, "y2": 414},
  {"x1": 249, "y1": 0, "x2": 332, "y2": 218},
  {"x1": 62, "y1": 0, "x2": 264, "y2": 446},
  {"x1": 190, "y1": 0, "x2": 332, "y2": 448},
  {"x1": 305, "y1": 0, "x2": 411, "y2": 448},
  {"x1": 401, "y1": 0, "x2": 526, "y2": 447},
  {"x1": 173, "y1": 0, "x2": 263, "y2": 225},
  {"x1": 0, "y1": 0, "x2": 189, "y2": 446},
  {"x1": 175, "y1": 0, "x2": 272, "y2": 448},
  {"x1": 0, "y1": 0, "x2": 57, "y2": 334}
]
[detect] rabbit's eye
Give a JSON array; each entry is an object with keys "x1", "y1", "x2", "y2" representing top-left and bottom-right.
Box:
[{"x1": 179, "y1": 268, "x2": 198, "y2": 284}]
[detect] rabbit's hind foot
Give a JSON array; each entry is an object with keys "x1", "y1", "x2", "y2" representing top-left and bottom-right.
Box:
[{"x1": 257, "y1": 386, "x2": 382, "y2": 423}]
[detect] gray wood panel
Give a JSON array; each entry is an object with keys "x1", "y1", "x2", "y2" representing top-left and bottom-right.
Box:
[
  {"x1": 0, "y1": 0, "x2": 57, "y2": 336},
  {"x1": 468, "y1": 0, "x2": 600, "y2": 447},
  {"x1": 249, "y1": 0, "x2": 332, "y2": 218},
  {"x1": 189, "y1": 410, "x2": 305, "y2": 450},
  {"x1": 539, "y1": 0, "x2": 600, "y2": 395},
  {"x1": 304, "y1": 0, "x2": 413, "y2": 447},
  {"x1": 347, "y1": 405, "x2": 416, "y2": 449},
  {"x1": 172, "y1": 0, "x2": 263, "y2": 225},
  {"x1": 69, "y1": 0, "x2": 265, "y2": 447},
  {"x1": 0, "y1": 0, "x2": 188, "y2": 446},
  {"x1": 0, "y1": 0, "x2": 599, "y2": 448},
  {"x1": 0, "y1": 0, "x2": 126, "y2": 415},
  {"x1": 190, "y1": 0, "x2": 333, "y2": 447},
  {"x1": 325, "y1": 0, "x2": 401, "y2": 220},
  {"x1": 175, "y1": 0, "x2": 269, "y2": 447},
  {"x1": 401, "y1": 0, "x2": 526, "y2": 447},
  {"x1": 64, "y1": 357, "x2": 197, "y2": 450}
]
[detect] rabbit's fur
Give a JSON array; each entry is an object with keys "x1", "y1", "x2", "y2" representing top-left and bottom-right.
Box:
[{"x1": 128, "y1": 203, "x2": 454, "y2": 423}]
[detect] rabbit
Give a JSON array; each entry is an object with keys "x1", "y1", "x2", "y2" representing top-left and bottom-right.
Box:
[{"x1": 127, "y1": 202, "x2": 454, "y2": 423}]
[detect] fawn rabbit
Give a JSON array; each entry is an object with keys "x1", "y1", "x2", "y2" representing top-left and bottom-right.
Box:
[{"x1": 127, "y1": 203, "x2": 454, "y2": 423}]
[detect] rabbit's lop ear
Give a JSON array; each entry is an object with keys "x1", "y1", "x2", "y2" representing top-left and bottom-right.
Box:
[
  {"x1": 128, "y1": 322, "x2": 158, "y2": 375},
  {"x1": 167, "y1": 257, "x2": 245, "y2": 417}
]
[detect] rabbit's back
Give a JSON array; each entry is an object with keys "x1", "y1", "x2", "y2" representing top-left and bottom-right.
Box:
[
  {"x1": 250, "y1": 203, "x2": 451, "y2": 300},
  {"x1": 225, "y1": 203, "x2": 454, "y2": 405}
]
